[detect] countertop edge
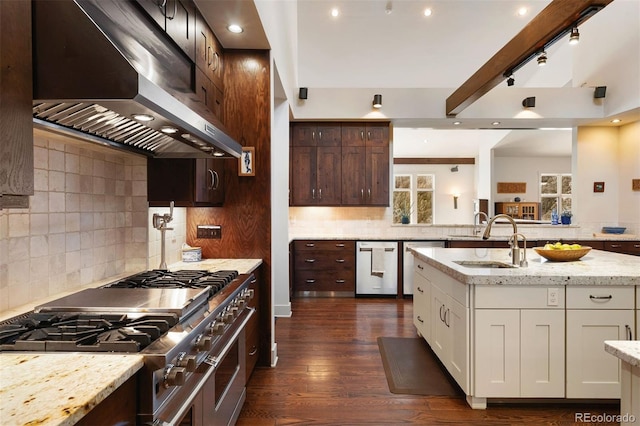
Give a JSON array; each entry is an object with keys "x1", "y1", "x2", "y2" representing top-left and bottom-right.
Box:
[{"x1": 605, "y1": 341, "x2": 640, "y2": 367}]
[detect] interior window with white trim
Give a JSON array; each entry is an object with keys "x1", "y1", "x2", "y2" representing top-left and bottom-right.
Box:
[
  {"x1": 540, "y1": 173, "x2": 572, "y2": 221},
  {"x1": 392, "y1": 173, "x2": 434, "y2": 224}
]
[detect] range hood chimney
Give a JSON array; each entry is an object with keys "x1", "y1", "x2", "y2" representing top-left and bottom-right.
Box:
[{"x1": 32, "y1": 0, "x2": 242, "y2": 158}]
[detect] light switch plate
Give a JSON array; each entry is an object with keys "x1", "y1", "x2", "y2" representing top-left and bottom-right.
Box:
[{"x1": 197, "y1": 225, "x2": 221, "y2": 239}]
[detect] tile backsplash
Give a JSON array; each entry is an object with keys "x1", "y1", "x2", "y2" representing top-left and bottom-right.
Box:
[{"x1": 0, "y1": 130, "x2": 149, "y2": 312}]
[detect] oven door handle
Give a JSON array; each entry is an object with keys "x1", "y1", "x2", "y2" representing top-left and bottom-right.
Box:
[{"x1": 162, "y1": 307, "x2": 255, "y2": 426}]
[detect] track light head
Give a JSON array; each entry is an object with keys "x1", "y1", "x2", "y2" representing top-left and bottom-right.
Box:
[
  {"x1": 450, "y1": 165, "x2": 459, "y2": 173},
  {"x1": 507, "y1": 76, "x2": 515, "y2": 86},
  {"x1": 373, "y1": 94, "x2": 382, "y2": 108},
  {"x1": 569, "y1": 27, "x2": 580, "y2": 45},
  {"x1": 537, "y1": 51, "x2": 547, "y2": 66},
  {"x1": 594, "y1": 86, "x2": 607, "y2": 99},
  {"x1": 522, "y1": 97, "x2": 536, "y2": 108}
]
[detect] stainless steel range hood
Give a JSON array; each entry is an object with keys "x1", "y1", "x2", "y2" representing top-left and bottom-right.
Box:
[{"x1": 32, "y1": 0, "x2": 242, "y2": 158}]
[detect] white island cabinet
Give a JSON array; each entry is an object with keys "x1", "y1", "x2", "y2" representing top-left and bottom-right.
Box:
[
  {"x1": 605, "y1": 341, "x2": 640, "y2": 425},
  {"x1": 410, "y1": 247, "x2": 640, "y2": 409}
]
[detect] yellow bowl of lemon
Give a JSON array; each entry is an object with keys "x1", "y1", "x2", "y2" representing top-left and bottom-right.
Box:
[{"x1": 534, "y1": 242, "x2": 592, "y2": 262}]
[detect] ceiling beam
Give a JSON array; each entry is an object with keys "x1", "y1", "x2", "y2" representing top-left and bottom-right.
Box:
[{"x1": 445, "y1": 0, "x2": 613, "y2": 117}]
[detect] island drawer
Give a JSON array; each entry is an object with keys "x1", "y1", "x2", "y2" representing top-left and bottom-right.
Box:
[
  {"x1": 474, "y1": 286, "x2": 565, "y2": 309},
  {"x1": 566, "y1": 286, "x2": 634, "y2": 309}
]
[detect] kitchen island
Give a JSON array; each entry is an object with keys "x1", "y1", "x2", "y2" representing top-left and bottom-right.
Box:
[{"x1": 409, "y1": 247, "x2": 640, "y2": 409}]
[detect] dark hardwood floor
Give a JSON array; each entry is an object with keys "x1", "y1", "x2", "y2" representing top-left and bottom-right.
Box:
[{"x1": 237, "y1": 297, "x2": 619, "y2": 425}]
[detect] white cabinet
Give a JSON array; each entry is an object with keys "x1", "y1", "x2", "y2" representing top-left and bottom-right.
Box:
[
  {"x1": 425, "y1": 265, "x2": 470, "y2": 394},
  {"x1": 566, "y1": 286, "x2": 635, "y2": 399},
  {"x1": 474, "y1": 286, "x2": 565, "y2": 399},
  {"x1": 412, "y1": 258, "x2": 431, "y2": 340}
]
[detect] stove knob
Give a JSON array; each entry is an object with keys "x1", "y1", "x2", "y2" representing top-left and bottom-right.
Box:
[
  {"x1": 163, "y1": 364, "x2": 186, "y2": 388},
  {"x1": 176, "y1": 354, "x2": 197, "y2": 372},
  {"x1": 231, "y1": 305, "x2": 240, "y2": 316},
  {"x1": 209, "y1": 321, "x2": 225, "y2": 335},
  {"x1": 235, "y1": 299, "x2": 246, "y2": 310},
  {"x1": 222, "y1": 308, "x2": 234, "y2": 323},
  {"x1": 195, "y1": 334, "x2": 212, "y2": 351}
]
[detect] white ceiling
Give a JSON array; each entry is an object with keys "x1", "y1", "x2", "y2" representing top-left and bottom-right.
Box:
[{"x1": 197, "y1": 0, "x2": 639, "y2": 157}]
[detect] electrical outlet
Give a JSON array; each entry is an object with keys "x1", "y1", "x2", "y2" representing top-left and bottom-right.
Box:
[
  {"x1": 547, "y1": 288, "x2": 559, "y2": 306},
  {"x1": 197, "y1": 225, "x2": 221, "y2": 239}
]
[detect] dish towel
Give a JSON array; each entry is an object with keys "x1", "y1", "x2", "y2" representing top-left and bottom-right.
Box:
[{"x1": 371, "y1": 248, "x2": 385, "y2": 276}]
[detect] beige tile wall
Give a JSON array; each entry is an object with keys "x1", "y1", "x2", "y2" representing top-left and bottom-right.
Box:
[{"x1": 0, "y1": 130, "x2": 149, "y2": 312}]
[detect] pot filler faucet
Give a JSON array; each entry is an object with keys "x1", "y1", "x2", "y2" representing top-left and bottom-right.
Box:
[
  {"x1": 152, "y1": 201, "x2": 174, "y2": 270},
  {"x1": 482, "y1": 214, "x2": 528, "y2": 267}
]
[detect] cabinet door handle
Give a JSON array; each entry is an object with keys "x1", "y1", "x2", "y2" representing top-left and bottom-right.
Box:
[
  {"x1": 318, "y1": 131, "x2": 323, "y2": 140},
  {"x1": 305, "y1": 243, "x2": 315, "y2": 247},
  {"x1": 368, "y1": 189, "x2": 371, "y2": 199},
  {"x1": 165, "y1": 0, "x2": 177, "y2": 19},
  {"x1": 417, "y1": 264, "x2": 424, "y2": 270},
  {"x1": 207, "y1": 46, "x2": 213, "y2": 67},
  {"x1": 312, "y1": 188, "x2": 316, "y2": 199},
  {"x1": 211, "y1": 52, "x2": 219, "y2": 72},
  {"x1": 361, "y1": 189, "x2": 364, "y2": 200},
  {"x1": 336, "y1": 279, "x2": 345, "y2": 284},
  {"x1": 626, "y1": 325, "x2": 633, "y2": 340},
  {"x1": 367, "y1": 131, "x2": 371, "y2": 140},
  {"x1": 318, "y1": 188, "x2": 322, "y2": 199},
  {"x1": 335, "y1": 259, "x2": 345, "y2": 263},
  {"x1": 439, "y1": 305, "x2": 445, "y2": 322},
  {"x1": 610, "y1": 244, "x2": 622, "y2": 248},
  {"x1": 589, "y1": 295, "x2": 612, "y2": 300},
  {"x1": 417, "y1": 286, "x2": 424, "y2": 293},
  {"x1": 207, "y1": 169, "x2": 215, "y2": 190},
  {"x1": 417, "y1": 315, "x2": 424, "y2": 323},
  {"x1": 249, "y1": 346, "x2": 258, "y2": 356},
  {"x1": 305, "y1": 259, "x2": 316, "y2": 263},
  {"x1": 445, "y1": 308, "x2": 450, "y2": 328},
  {"x1": 335, "y1": 243, "x2": 345, "y2": 247},
  {"x1": 305, "y1": 279, "x2": 316, "y2": 284}
]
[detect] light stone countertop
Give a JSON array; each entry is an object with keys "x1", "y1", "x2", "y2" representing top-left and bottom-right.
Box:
[
  {"x1": 167, "y1": 258, "x2": 263, "y2": 274},
  {"x1": 605, "y1": 341, "x2": 640, "y2": 367},
  {"x1": 409, "y1": 247, "x2": 640, "y2": 286},
  {"x1": 0, "y1": 353, "x2": 143, "y2": 426}
]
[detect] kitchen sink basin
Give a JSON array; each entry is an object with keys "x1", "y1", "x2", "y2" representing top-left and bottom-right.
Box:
[
  {"x1": 453, "y1": 260, "x2": 516, "y2": 269},
  {"x1": 447, "y1": 234, "x2": 482, "y2": 238}
]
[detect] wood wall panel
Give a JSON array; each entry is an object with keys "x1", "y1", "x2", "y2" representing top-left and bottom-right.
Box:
[{"x1": 187, "y1": 50, "x2": 271, "y2": 368}]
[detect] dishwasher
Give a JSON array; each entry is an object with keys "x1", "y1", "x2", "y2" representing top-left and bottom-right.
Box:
[
  {"x1": 356, "y1": 241, "x2": 398, "y2": 295},
  {"x1": 403, "y1": 241, "x2": 445, "y2": 295}
]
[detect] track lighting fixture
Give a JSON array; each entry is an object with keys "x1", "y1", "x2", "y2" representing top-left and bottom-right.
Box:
[
  {"x1": 568, "y1": 27, "x2": 580, "y2": 45},
  {"x1": 450, "y1": 165, "x2": 459, "y2": 173},
  {"x1": 522, "y1": 96, "x2": 536, "y2": 108},
  {"x1": 537, "y1": 51, "x2": 547, "y2": 66},
  {"x1": 373, "y1": 94, "x2": 382, "y2": 108},
  {"x1": 594, "y1": 86, "x2": 607, "y2": 99},
  {"x1": 507, "y1": 76, "x2": 515, "y2": 86}
]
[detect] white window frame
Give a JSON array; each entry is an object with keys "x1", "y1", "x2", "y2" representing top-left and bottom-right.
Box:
[
  {"x1": 540, "y1": 173, "x2": 572, "y2": 220},
  {"x1": 392, "y1": 173, "x2": 435, "y2": 224}
]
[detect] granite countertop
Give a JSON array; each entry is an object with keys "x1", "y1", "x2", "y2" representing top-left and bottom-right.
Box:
[
  {"x1": 605, "y1": 341, "x2": 640, "y2": 367},
  {"x1": 409, "y1": 247, "x2": 640, "y2": 286},
  {"x1": 0, "y1": 353, "x2": 143, "y2": 426},
  {"x1": 168, "y1": 258, "x2": 262, "y2": 274}
]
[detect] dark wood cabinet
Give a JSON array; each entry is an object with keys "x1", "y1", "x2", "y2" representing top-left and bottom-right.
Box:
[
  {"x1": 289, "y1": 122, "x2": 390, "y2": 207},
  {"x1": 194, "y1": 10, "x2": 224, "y2": 121},
  {"x1": 135, "y1": 0, "x2": 196, "y2": 61},
  {"x1": 292, "y1": 240, "x2": 355, "y2": 296},
  {"x1": 290, "y1": 123, "x2": 342, "y2": 206},
  {"x1": 0, "y1": 0, "x2": 33, "y2": 209},
  {"x1": 495, "y1": 202, "x2": 540, "y2": 220},
  {"x1": 148, "y1": 158, "x2": 225, "y2": 207},
  {"x1": 76, "y1": 375, "x2": 137, "y2": 426},
  {"x1": 341, "y1": 123, "x2": 390, "y2": 206},
  {"x1": 604, "y1": 240, "x2": 640, "y2": 256}
]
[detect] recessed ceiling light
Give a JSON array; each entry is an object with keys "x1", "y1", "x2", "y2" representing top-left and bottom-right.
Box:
[
  {"x1": 492, "y1": 121, "x2": 500, "y2": 126},
  {"x1": 453, "y1": 121, "x2": 461, "y2": 125},
  {"x1": 213, "y1": 151, "x2": 225, "y2": 157},
  {"x1": 517, "y1": 7, "x2": 528, "y2": 16},
  {"x1": 227, "y1": 24, "x2": 243, "y2": 34},
  {"x1": 611, "y1": 118, "x2": 622, "y2": 123},
  {"x1": 331, "y1": 8, "x2": 339, "y2": 17},
  {"x1": 132, "y1": 114, "x2": 154, "y2": 122},
  {"x1": 423, "y1": 8, "x2": 432, "y2": 17}
]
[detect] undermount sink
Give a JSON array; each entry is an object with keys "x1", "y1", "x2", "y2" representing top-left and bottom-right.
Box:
[
  {"x1": 453, "y1": 260, "x2": 516, "y2": 269},
  {"x1": 447, "y1": 234, "x2": 482, "y2": 238}
]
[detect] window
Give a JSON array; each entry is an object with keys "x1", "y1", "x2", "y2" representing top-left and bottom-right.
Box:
[
  {"x1": 540, "y1": 174, "x2": 572, "y2": 220},
  {"x1": 392, "y1": 173, "x2": 434, "y2": 224}
]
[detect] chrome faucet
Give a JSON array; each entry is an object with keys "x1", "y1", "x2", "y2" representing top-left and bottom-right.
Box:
[
  {"x1": 473, "y1": 211, "x2": 489, "y2": 235},
  {"x1": 482, "y1": 214, "x2": 527, "y2": 267},
  {"x1": 153, "y1": 201, "x2": 174, "y2": 270}
]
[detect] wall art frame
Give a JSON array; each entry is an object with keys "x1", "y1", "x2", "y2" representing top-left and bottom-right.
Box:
[{"x1": 239, "y1": 147, "x2": 255, "y2": 176}]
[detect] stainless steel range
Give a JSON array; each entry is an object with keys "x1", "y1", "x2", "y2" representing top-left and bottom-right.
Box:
[{"x1": 0, "y1": 269, "x2": 255, "y2": 426}]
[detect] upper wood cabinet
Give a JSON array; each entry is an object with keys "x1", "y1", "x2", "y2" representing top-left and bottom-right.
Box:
[
  {"x1": 341, "y1": 123, "x2": 390, "y2": 206},
  {"x1": 290, "y1": 123, "x2": 342, "y2": 205},
  {"x1": 135, "y1": 0, "x2": 196, "y2": 61},
  {"x1": 289, "y1": 122, "x2": 390, "y2": 207},
  {"x1": 148, "y1": 158, "x2": 225, "y2": 207},
  {"x1": 0, "y1": 0, "x2": 33, "y2": 209},
  {"x1": 194, "y1": 9, "x2": 224, "y2": 121}
]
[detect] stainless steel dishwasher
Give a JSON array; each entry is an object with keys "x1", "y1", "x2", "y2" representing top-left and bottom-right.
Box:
[
  {"x1": 356, "y1": 241, "x2": 398, "y2": 295},
  {"x1": 403, "y1": 241, "x2": 445, "y2": 295}
]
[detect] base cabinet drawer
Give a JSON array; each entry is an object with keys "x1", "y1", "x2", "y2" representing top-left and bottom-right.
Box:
[
  {"x1": 245, "y1": 314, "x2": 259, "y2": 382},
  {"x1": 293, "y1": 240, "x2": 355, "y2": 296},
  {"x1": 566, "y1": 286, "x2": 634, "y2": 309}
]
